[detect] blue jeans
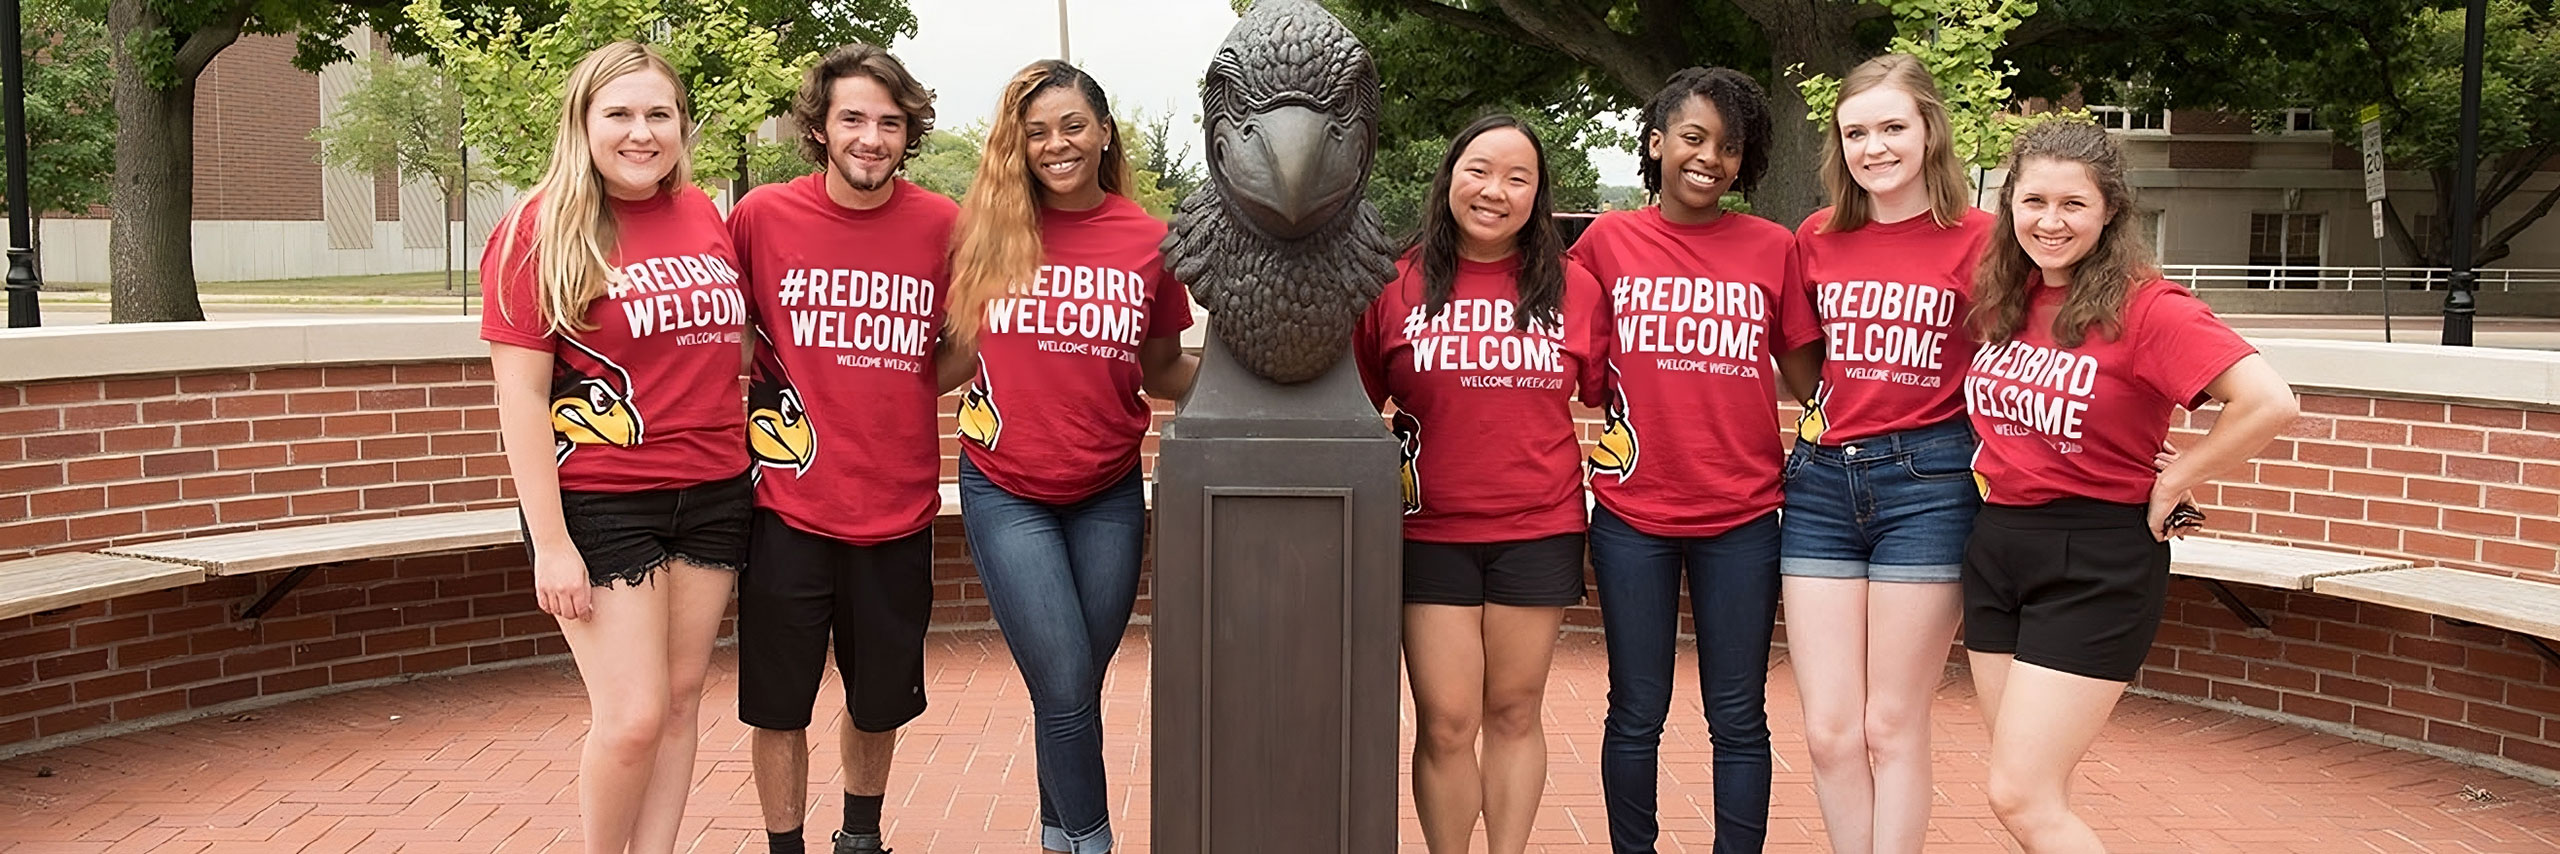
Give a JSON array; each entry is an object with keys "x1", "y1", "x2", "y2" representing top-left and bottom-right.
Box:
[
  {"x1": 1589, "y1": 505, "x2": 1781, "y2": 854},
  {"x1": 958, "y1": 456, "x2": 1148, "y2": 854},
  {"x1": 1779, "y1": 419, "x2": 1981, "y2": 583}
]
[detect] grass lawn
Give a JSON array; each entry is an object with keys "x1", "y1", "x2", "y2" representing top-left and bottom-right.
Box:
[{"x1": 47, "y1": 271, "x2": 480, "y2": 297}]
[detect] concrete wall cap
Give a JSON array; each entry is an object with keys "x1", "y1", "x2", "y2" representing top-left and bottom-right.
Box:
[
  {"x1": 2254, "y1": 337, "x2": 2560, "y2": 410},
  {"x1": 0, "y1": 317, "x2": 483, "y2": 384},
  {"x1": 2, "y1": 318, "x2": 2556, "y2": 410}
]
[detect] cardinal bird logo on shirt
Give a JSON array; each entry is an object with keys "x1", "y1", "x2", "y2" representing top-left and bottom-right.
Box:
[
  {"x1": 1589, "y1": 389, "x2": 1638, "y2": 481},
  {"x1": 550, "y1": 336, "x2": 644, "y2": 465},
  {"x1": 957, "y1": 357, "x2": 1003, "y2": 450},
  {"x1": 1392, "y1": 409, "x2": 1422, "y2": 515},
  {"x1": 1796, "y1": 383, "x2": 1830, "y2": 445},
  {"x1": 748, "y1": 327, "x2": 816, "y2": 477},
  {"x1": 1971, "y1": 445, "x2": 1990, "y2": 500}
]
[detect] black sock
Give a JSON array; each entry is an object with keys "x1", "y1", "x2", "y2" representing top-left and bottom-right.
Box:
[
  {"x1": 844, "y1": 793, "x2": 885, "y2": 836},
  {"x1": 768, "y1": 826, "x2": 804, "y2": 854}
]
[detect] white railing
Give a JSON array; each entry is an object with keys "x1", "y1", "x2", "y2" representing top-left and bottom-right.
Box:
[{"x1": 2163, "y1": 265, "x2": 2560, "y2": 292}]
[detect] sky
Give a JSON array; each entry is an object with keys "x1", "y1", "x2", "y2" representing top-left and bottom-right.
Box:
[{"x1": 894, "y1": 0, "x2": 1640, "y2": 183}]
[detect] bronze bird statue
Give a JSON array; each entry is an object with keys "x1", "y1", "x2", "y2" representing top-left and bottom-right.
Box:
[{"x1": 1162, "y1": 0, "x2": 1400, "y2": 385}]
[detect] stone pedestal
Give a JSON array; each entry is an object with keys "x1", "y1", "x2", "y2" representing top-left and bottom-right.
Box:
[{"x1": 1151, "y1": 330, "x2": 1401, "y2": 854}]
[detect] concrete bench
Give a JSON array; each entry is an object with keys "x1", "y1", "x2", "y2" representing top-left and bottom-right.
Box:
[
  {"x1": 1, "y1": 481, "x2": 1015, "y2": 622},
  {"x1": 92, "y1": 510, "x2": 523, "y2": 619},
  {"x1": 102, "y1": 510, "x2": 523, "y2": 578},
  {"x1": 2169, "y1": 538, "x2": 2414, "y2": 630},
  {"x1": 2315, "y1": 567, "x2": 2560, "y2": 665},
  {"x1": 0, "y1": 553, "x2": 206, "y2": 622}
]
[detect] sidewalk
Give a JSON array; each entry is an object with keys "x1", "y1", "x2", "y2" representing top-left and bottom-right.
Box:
[{"x1": 3, "y1": 629, "x2": 2555, "y2": 853}]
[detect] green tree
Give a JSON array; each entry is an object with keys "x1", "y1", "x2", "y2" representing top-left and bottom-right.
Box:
[
  {"x1": 1329, "y1": 0, "x2": 1887, "y2": 226},
  {"x1": 1118, "y1": 118, "x2": 1179, "y2": 218},
  {"x1": 901, "y1": 121, "x2": 985, "y2": 201},
  {"x1": 308, "y1": 55, "x2": 493, "y2": 290},
  {"x1": 2013, "y1": 0, "x2": 2560, "y2": 268},
  {"x1": 1795, "y1": 0, "x2": 2039, "y2": 170},
  {"x1": 105, "y1": 0, "x2": 484, "y2": 322},
  {"x1": 406, "y1": 0, "x2": 811, "y2": 193},
  {"x1": 1136, "y1": 110, "x2": 1204, "y2": 210},
  {"x1": 9, "y1": 0, "x2": 112, "y2": 218}
]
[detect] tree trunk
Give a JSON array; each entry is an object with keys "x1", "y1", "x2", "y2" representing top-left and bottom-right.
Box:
[
  {"x1": 1755, "y1": 12, "x2": 1865, "y2": 228},
  {"x1": 106, "y1": 0, "x2": 230, "y2": 322}
]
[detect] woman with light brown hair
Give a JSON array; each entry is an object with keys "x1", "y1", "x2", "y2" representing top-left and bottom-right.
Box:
[
  {"x1": 1781, "y1": 53, "x2": 1994, "y2": 854},
  {"x1": 1961, "y1": 119, "x2": 2294, "y2": 852},
  {"x1": 944, "y1": 59, "x2": 1196, "y2": 854},
  {"x1": 479, "y1": 41, "x2": 750, "y2": 854}
]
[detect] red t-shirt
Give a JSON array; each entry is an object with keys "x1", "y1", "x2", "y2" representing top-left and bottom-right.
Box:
[
  {"x1": 1354, "y1": 252, "x2": 1608, "y2": 544},
  {"x1": 958, "y1": 195, "x2": 1194, "y2": 503},
  {"x1": 479, "y1": 186, "x2": 748, "y2": 493},
  {"x1": 1965, "y1": 277, "x2": 2256, "y2": 507},
  {"x1": 1568, "y1": 208, "x2": 1819, "y2": 538},
  {"x1": 1795, "y1": 207, "x2": 1995, "y2": 444},
  {"x1": 732, "y1": 175, "x2": 958, "y2": 544}
]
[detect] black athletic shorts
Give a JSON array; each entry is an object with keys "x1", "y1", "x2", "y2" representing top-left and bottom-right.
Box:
[
  {"x1": 737, "y1": 509, "x2": 934, "y2": 732},
  {"x1": 1960, "y1": 499, "x2": 2172, "y2": 683},
  {"x1": 534, "y1": 470, "x2": 752, "y2": 588},
  {"x1": 1402, "y1": 533, "x2": 1588, "y2": 607}
]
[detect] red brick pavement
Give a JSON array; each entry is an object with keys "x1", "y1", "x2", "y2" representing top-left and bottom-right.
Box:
[{"x1": 3, "y1": 629, "x2": 2556, "y2": 853}]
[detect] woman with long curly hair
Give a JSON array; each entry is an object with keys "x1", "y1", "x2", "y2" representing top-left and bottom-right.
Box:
[
  {"x1": 1961, "y1": 119, "x2": 2295, "y2": 852},
  {"x1": 944, "y1": 59, "x2": 1197, "y2": 854}
]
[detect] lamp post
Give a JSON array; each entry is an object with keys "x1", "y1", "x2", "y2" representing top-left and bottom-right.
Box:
[
  {"x1": 3, "y1": 0, "x2": 41, "y2": 328},
  {"x1": 1056, "y1": 0, "x2": 1071, "y2": 60},
  {"x1": 2441, "y1": 0, "x2": 2486, "y2": 346}
]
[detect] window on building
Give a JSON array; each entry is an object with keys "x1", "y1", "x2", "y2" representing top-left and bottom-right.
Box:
[
  {"x1": 2090, "y1": 105, "x2": 2167, "y2": 133},
  {"x1": 2281, "y1": 108, "x2": 2326, "y2": 134},
  {"x1": 2249, "y1": 212, "x2": 2324, "y2": 288}
]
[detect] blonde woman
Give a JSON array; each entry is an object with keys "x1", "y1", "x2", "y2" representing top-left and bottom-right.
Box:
[
  {"x1": 1781, "y1": 54, "x2": 1995, "y2": 854},
  {"x1": 479, "y1": 41, "x2": 750, "y2": 854},
  {"x1": 944, "y1": 59, "x2": 1197, "y2": 854}
]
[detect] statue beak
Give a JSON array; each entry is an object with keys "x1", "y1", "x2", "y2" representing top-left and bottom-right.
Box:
[{"x1": 1222, "y1": 104, "x2": 1362, "y2": 238}]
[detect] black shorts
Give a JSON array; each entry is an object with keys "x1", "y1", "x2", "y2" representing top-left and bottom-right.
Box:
[
  {"x1": 536, "y1": 471, "x2": 753, "y2": 588},
  {"x1": 1960, "y1": 499, "x2": 2171, "y2": 682},
  {"x1": 1403, "y1": 533, "x2": 1587, "y2": 607},
  {"x1": 738, "y1": 509, "x2": 934, "y2": 732}
]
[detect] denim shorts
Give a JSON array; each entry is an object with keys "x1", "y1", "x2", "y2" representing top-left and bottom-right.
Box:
[
  {"x1": 531, "y1": 470, "x2": 753, "y2": 588},
  {"x1": 1778, "y1": 419, "x2": 1979, "y2": 583}
]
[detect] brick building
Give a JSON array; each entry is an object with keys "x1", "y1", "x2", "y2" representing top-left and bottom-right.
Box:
[
  {"x1": 38, "y1": 30, "x2": 510, "y2": 283},
  {"x1": 2074, "y1": 105, "x2": 2560, "y2": 275}
]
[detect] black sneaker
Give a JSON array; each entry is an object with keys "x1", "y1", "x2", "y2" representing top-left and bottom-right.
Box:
[{"x1": 831, "y1": 830, "x2": 889, "y2": 854}]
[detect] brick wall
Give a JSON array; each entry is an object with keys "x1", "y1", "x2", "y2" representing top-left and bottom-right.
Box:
[
  {"x1": 0, "y1": 549, "x2": 558, "y2": 748},
  {"x1": 2171, "y1": 395, "x2": 2560, "y2": 576},
  {"x1": 2130, "y1": 393, "x2": 2560, "y2": 772},
  {"x1": 5, "y1": 352, "x2": 2559, "y2": 774},
  {"x1": 192, "y1": 34, "x2": 325, "y2": 222},
  {"x1": 0, "y1": 359, "x2": 1145, "y2": 751},
  {"x1": 0, "y1": 362, "x2": 510, "y2": 557}
]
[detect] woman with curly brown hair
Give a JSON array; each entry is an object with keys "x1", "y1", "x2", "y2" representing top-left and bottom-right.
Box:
[{"x1": 1960, "y1": 119, "x2": 2295, "y2": 853}]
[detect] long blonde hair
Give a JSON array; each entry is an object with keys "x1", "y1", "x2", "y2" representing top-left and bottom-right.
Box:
[
  {"x1": 946, "y1": 60, "x2": 1133, "y2": 344},
  {"x1": 1969, "y1": 119, "x2": 2158, "y2": 348},
  {"x1": 1819, "y1": 54, "x2": 1971, "y2": 233},
  {"x1": 492, "y1": 41, "x2": 695, "y2": 335}
]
